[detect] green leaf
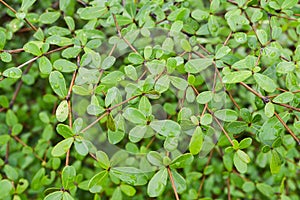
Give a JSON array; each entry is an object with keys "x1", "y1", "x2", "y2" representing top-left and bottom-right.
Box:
[
  {"x1": 88, "y1": 171, "x2": 108, "y2": 189},
  {"x1": 281, "y1": 0, "x2": 298, "y2": 9},
  {"x1": 170, "y1": 153, "x2": 194, "y2": 169},
  {"x1": 62, "y1": 192, "x2": 74, "y2": 200},
  {"x1": 155, "y1": 75, "x2": 170, "y2": 93},
  {"x1": 256, "y1": 29, "x2": 268, "y2": 45},
  {"x1": 129, "y1": 125, "x2": 147, "y2": 143},
  {"x1": 233, "y1": 151, "x2": 247, "y2": 173},
  {"x1": 239, "y1": 138, "x2": 252, "y2": 149},
  {"x1": 147, "y1": 59, "x2": 165, "y2": 75},
  {"x1": 110, "y1": 167, "x2": 147, "y2": 186},
  {"x1": 62, "y1": 165, "x2": 76, "y2": 189},
  {"x1": 123, "y1": 107, "x2": 147, "y2": 124},
  {"x1": 180, "y1": 39, "x2": 191, "y2": 52},
  {"x1": 0, "y1": 179, "x2": 13, "y2": 198},
  {"x1": 111, "y1": 187, "x2": 122, "y2": 200},
  {"x1": 74, "y1": 140, "x2": 89, "y2": 156},
  {"x1": 3, "y1": 67, "x2": 22, "y2": 79},
  {"x1": 53, "y1": 59, "x2": 77, "y2": 73},
  {"x1": 101, "y1": 56, "x2": 116, "y2": 70},
  {"x1": 214, "y1": 109, "x2": 238, "y2": 122},
  {"x1": 64, "y1": 16, "x2": 75, "y2": 31},
  {"x1": 264, "y1": 102, "x2": 274, "y2": 118},
  {"x1": 276, "y1": 61, "x2": 295, "y2": 74},
  {"x1": 0, "y1": 52, "x2": 12, "y2": 63},
  {"x1": 171, "y1": 169, "x2": 187, "y2": 193},
  {"x1": 56, "y1": 124, "x2": 74, "y2": 138},
  {"x1": 115, "y1": 15, "x2": 133, "y2": 26},
  {"x1": 253, "y1": 73, "x2": 277, "y2": 93},
  {"x1": 147, "y1": 151, "x2": 163, "y2": 167},
  {"x1": 107, "y1": 113, "x2": 116, "y2": 131},
  {"x1": 96, "y1": 151, "x2": 110, "y2": 170},
  {"x1": 4, "y1": 165, "x2": 19, "y2": 180},
  {"x1": 59, "y1": 0, "x2": 71, "y2": 12},
  {"x1": 147, "y1": 168, "x2": 168, "y2": 197},
  {"x1": 56, "y1": 100, "x2": 69, "y2": 122},
  {"x1": 21, "y1": 0, "x2": 37, "y2": 11},
  {"x1": 62, "y1": 47, "x2": 81, "y2": 58},
  {"x1": 139, "y1": 96, "x2": 152, "y2": 116},
  {"x1": 78, "y1": 6, "x2": 108, "y2": 20},
  {"x1": 38, "y1": 56, "x2": 52, "y2": 74},
  {"x1": 234, "y1": 32, "x2": 247, "y2": 43},
  {"x1": 44, "y1": 191, "x2": 63, "y2": 200},
  {"x1": 170, "y1": 76, "x2": 188, "y2": 90},
  {"x1": 184, "y1": 58, "x2": 213, "y2": 74},
  {"x1": 223, "y1": 71, "x2": 252, "y2": 83},
  {"x1": 6, "y1": 109, "x2": 18, "y2": 126},
  {"x1": 49, "y1": 71, "x2": 67, "y2": 98},
  {"x1": 210, "y1": 0, "x2": 220, "y2": 13},
  {"x1": 0, "y1": 30, "x2": 6, "y2": 50},
  {"x1": 108, "y1": 130, "x2": 125, "y2": 144},
  {"x1": 39, "y1": 12, "x2": 60, "y2": 24},
  {"x1": 196, "y1": 91, "x2": 213, "y2": 104},
  {"x1": 0, "y1": 135, "x2": 10, "y2": 145},
  {"x1": 128, "y1": 53, "x2": 144, "y2": 64},
  {"x1": 237, "y1": 149, "x2": 250, "y2": 163},
  {"x1": 200, "y1": 113, "x2": 212, "y2": 125},
  {"x1": 215, "y1": 46, "x2": 231, "y2": 59},
  {"x1": 191, "y1": 9, "x2": 209, "y2": 21},
  {"x1": 270, "y1": 150, "x2": 281, "y2": 174},
  {"x1": 120, "y1": 184, "x2": 136, "y2": 196},
  {"x1": 171, "y1": 21, "x2": 183, "y2": 33},
  {"x1": 105, "y1": 87, "x2": 119, "y2": 107},
  {"x1": 256, "y1": 183, "x2": 274, "y2": 197},
  {"x1": 101, "y1": 71, "x2": 125, "y2": 85},
  {"x1": 124, "y1": 65, "x2": 137, "y2": 81},
  {"x1": 272, "y1": 92, "x2": 294, "y2": 104},
  {"x1": 16, "y1": 178, "x2": 29, "y2": 194},
  {"x1": 150, "y1": 120, "x2": 181, "y2": 137},
  {"x1": 189, "y1": 126, "x2": 203, "y2": 155},
  {"x1": 72, "y1": 85, "x2": 91, "y2": 96},
  {"x1": 143, "y1": 46, "x2": 152, "y2": 60},
  {"x1": 51, "y1": 137, "x2": 74, "y2": 157}
]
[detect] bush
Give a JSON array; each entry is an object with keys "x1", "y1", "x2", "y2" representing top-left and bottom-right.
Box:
[{"x1": 0, "y1": 0, "x2": 300, "y2": 199}]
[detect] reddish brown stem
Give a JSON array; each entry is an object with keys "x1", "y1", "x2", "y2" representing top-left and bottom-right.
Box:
[{"x1": 167, "y1": 167, "x2": 180, "y2": 200}]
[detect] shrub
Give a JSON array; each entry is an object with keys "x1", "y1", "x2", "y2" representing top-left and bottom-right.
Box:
[{"x1": 0, "y1": 0, "x2": 300, "y2": 199}]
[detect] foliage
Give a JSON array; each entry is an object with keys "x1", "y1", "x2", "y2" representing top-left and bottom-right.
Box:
[{"x1": 0, "y1": 0, "x2": 300, "y2": 199}]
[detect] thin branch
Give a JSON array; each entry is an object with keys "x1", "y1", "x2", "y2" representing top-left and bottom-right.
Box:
[
  {"x1": 0, "y1": 0, "x2": 37, "y2": 31},
  {"x1": 207, "y1": 107, "x2": 234, "y2": 146},
  {"x1": 0, "y1": 48, "x2": 24, "y2": 54},
  {"x1": 13, "y1": 135, "x2": 44, "y2": 161},
  {"x1": 227, "y1": 176, "x2": 231, "y2": 200},
  {"x1": 240, "y1": 82, "x2": 264, "y2": 99},
  {"x1": 223, "y1": 31, "x2": 232, "y2": 46},
  {"x1": 198, "y1": 150, "x2": 214, "y2": 196},
  {"x1": 274, "y1": 112, "x2": 300, "y2": 145},
  {"x1": 167, "y1": 167, "x2": 180, "y2": 200},
  {"x1": 80, "y1": 112, "x2": 109, "y2": 133},
  {"x1": 273, "y1": 102, "x2": 300, "y2": 112},
  {"x1": 112, "y1": 14, "x2": 138, "y2": 54},
  {"x1": 81, "y1": 95, "x2": 139, "y2": 133}
]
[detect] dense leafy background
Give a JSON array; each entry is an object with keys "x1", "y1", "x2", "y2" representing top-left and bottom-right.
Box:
[{"x1": 0, "y1": 0, "x2": 300, "y2": 199}]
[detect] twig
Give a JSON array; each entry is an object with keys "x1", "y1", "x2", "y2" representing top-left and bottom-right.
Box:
[
  {"x1": 0, "y1": 0, "x2": 37, "y2": 31},
  {"x1": 112, "y1": 14, "x2": 138, "y2": 54},
  {"x1": 227, "y1": 176, "x2": 231, "y2": 200},
  {"x1": 223, "y1": 31, "x2": 232, "y2": 46},
  {"x1": 274, "y1": 112, "x2": 300, "y2": 145},
  {"x1": 167, "y1": 167, "x2": 180, "y2": 200},
  {"x1": 81, "y1": 95, "x2": 139, "y2": 133},
  {"x1": 198, "y1": 150, "x2": 214, "y2": 196}
]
